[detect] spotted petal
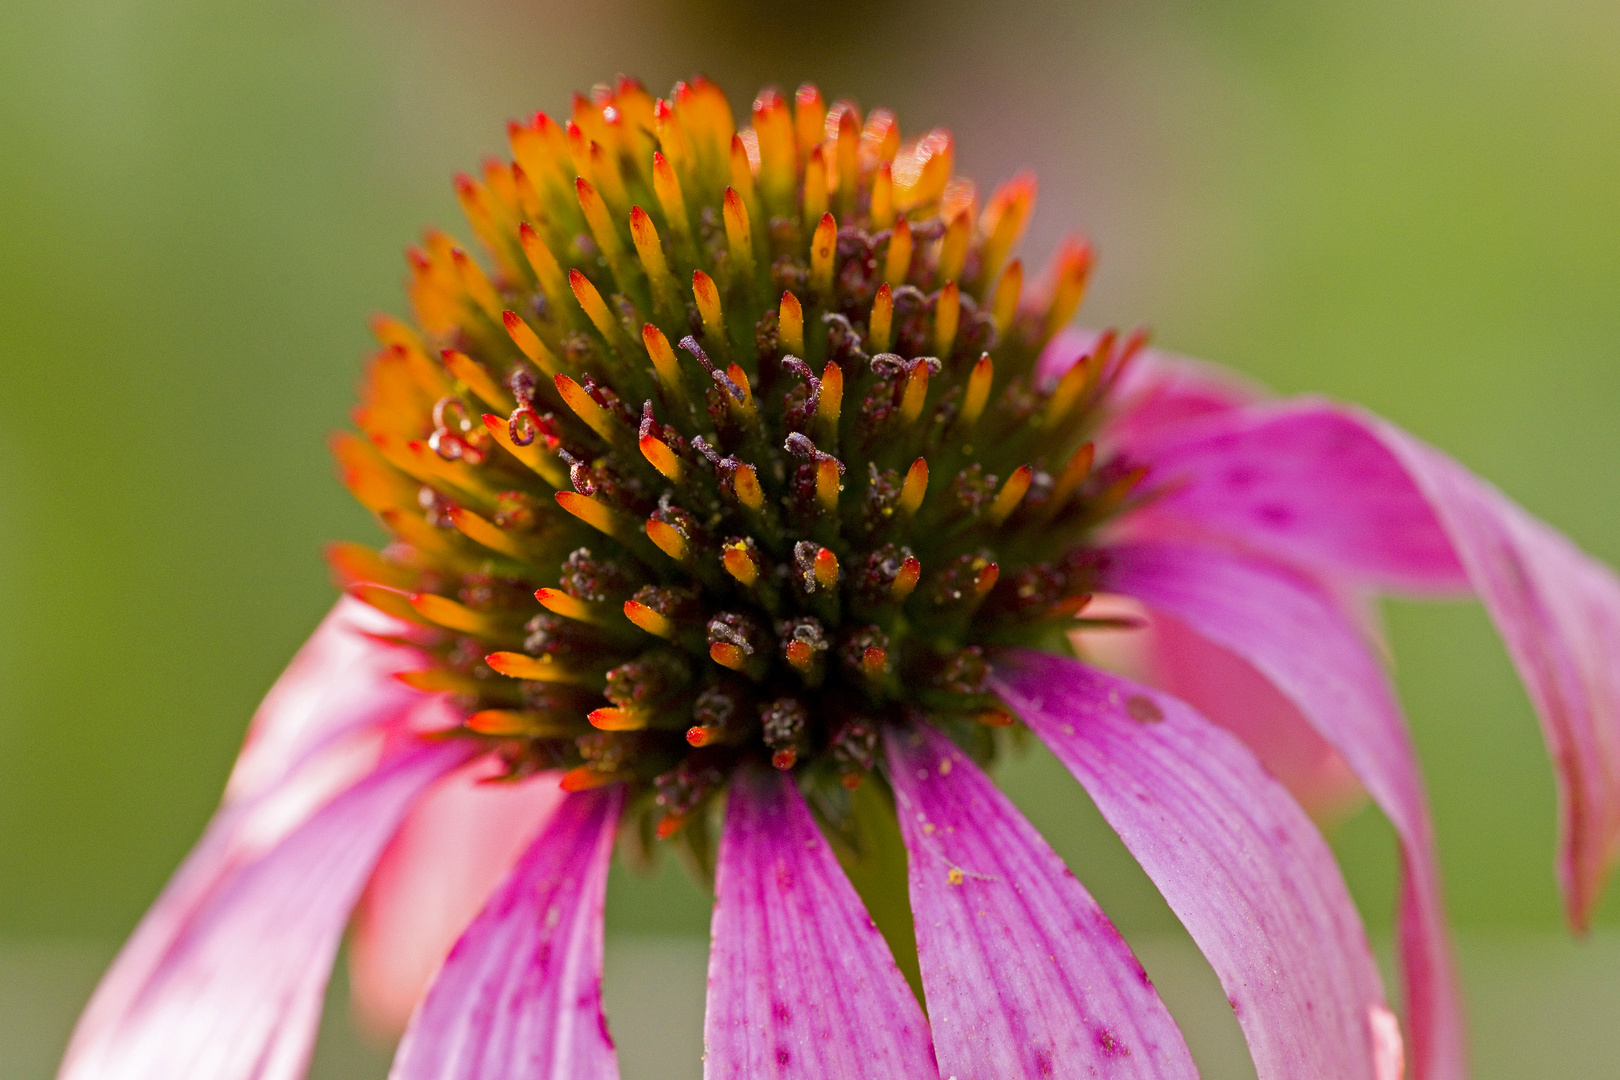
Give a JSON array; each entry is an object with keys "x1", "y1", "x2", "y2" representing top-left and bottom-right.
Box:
[
  {"x1": 704, "y1": 767, "x2": 937, "y2": 1080},
  {"x1": 995, "y1": 652, "x2": 1390, "y2": 1080},
  {"x1": 1127, "y1": 403, "x2": 1467, "y2": 592},
  {"x1": 886, "y1": 725, "x2": 1198, "y2": 1079},
  {"x1": 1102, "y1": 541, "x2": 1463, "y2": 1080},
  {"x1": 388, "y1": 785, "x2": 621, "y2": 1080},
  {"x1": 60, "y1": 738, "x2": 474, "y2": 1080}
]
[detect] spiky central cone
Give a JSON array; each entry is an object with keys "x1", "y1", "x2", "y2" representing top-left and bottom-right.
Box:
[{"x1": 331, "y1": 77, "x2": 1149, "y2": 850}]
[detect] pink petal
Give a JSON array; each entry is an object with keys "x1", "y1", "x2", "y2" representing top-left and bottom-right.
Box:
[
  {"x1": 1368, "y1": 412, "x2": 1620, "y2": 930},
  {"x1": 1074, "y1": 593, "x2": 1366, "y2": 824},
  {"x1": 61, "y1": 738, "x2": 476, "y2": 1080},
  {"x1": 1131, "y1": 398, "x2": 1620, "y2": 933},
  {"x1": 885, "y1": 725, "x2": 1198, "y2": 1079},
  {"x1": 387, "y1": 786, "x2": 622, "y2": 1080},
  {"x1": 349, "y1": 762, "x2": 568, "y2": 1039},
  {"x1": 1103, "y1": 541, "x2": 1464, "y2": 1080},
  {"x1": 704, "y1": 767, "x2": 937, "y2": 1080},
  {"x1": 1129, "y1": 403, "x2": 1471, "y2": 593},
  {"x1": 61, "y1": 605, "x2": 437, "y2": 1078},
  {"x1": 228, "y1": 596, "x2": 429, "y2": 804},
  {"x1": 1147, "y1": 612, "x2": 1367, "y2": 823},
  {"x1": 994, "y1": 652, "x2": 1392, "y2": 1080}
]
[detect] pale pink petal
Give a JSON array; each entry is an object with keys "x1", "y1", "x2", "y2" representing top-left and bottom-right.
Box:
[
  {"x1": 1074, "y1": 594, "x2": 1366, "y2": 824},
  {"x1": 1147, "y1": 612, "x2": 1366, "y2": 823},
  {"x1": 58, "y1": 797, "x2": 260, "y2": 1080},
  {"x1": 886, "y1": 725, "x2": 1197, "y2": 1079},
  {"x1": 1102, "y1": 541, "x2": 1463, "y2": 1080},
  {"x1": 229, "y1": 596, "x2": 429, "y2": 803},
  {"x1": 350, "y1": 762, "x2": 568, "y2": 1039},
  {"x1": 60, "y1": 608, "x2": 439, "y2": 1078},
  {"x1": 994, "y1": 652, "x2": 1391, "y2": 1080},
  {"x1": 704, "y1": 767, "x2": 937, "y2": 1080},
  {"x1": 387, "y1": 787, "x2": 622, "y2": 1080},
  {"x1": 1370, "y1": 1004, "x2": 1407, "y2": 1080},
  {"x1": 61, "y1": 738, "x2": 476, "y2": 1080}
]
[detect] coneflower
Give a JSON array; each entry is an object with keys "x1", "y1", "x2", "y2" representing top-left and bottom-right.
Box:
[{"x1": 60, "y1": 77, "x2": 1620, "y2": 1080}]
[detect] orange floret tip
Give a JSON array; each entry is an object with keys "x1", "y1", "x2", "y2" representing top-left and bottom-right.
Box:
[
  {"x1": 891, "y1": 556, "x2": 922, "y2": 602},
  {"x1": 561, "y1": 767, "x2": 623, "y2": 792},
  {"x1": 640, "y1": 434, "x2": 683, "y2": 482},
  {"x1": 347, "y1": 582, "x2": 432, "y2": 626},
  {"x1": 325, "y1": 541, "x2": 414, "y2": 591},
  {"x1": 589, "y1": 707, "x2": 644, "y2": 731},
  {"x1": 692, "y1": 269, "x2": 721, "y2": 322},
  {"x1": 645, "y1": 517, "x2": 690, "y2": 562},
  {"x1": 624, "y1": 599, "x2": 674, "y2": 638},
  {"x1": 810, "y1": 213, "x2": 837, "y2": 294},
  {"x1": 778, "y1": 291, "x2": 804, "y2": 355},
  {"x1": 395, "y1": 670, "x2": 483, "y2": 694},
  {"x1": 794, "y1": 84, "x2": 827, "y2": 159},
  {"x1": 899, "y1": 359, "x2": 930, "y2": 424},
  {"x1": 813, "y1": 547, "x2": 840, "y2": 590},
  {"x1": 884, "y1": 217, "x2": 912, "y2": 285},
  {"x1": 899, "y1": 458, "x2": 929, "y2": 515}
]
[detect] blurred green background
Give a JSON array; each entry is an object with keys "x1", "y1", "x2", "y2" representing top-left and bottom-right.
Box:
[{"x1": 3, "y1": 0, "x2": 1618, "y2": 1075}]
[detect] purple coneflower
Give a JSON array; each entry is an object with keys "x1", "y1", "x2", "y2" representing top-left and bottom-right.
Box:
[{"x1": 60, "y1": 77, "x2": 1620, "y2": 1080}]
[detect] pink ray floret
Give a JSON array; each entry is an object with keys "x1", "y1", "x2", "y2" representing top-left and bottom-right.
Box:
[
  {"x1": 886, "y1": 724, "x2": 1197, "y2": 1078},
  {"x1": 704, "y1": 767, "x2": 937, "y2": 1079}
]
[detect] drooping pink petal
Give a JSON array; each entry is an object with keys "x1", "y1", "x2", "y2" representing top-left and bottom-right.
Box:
[
  {"x1": 704, "y1": 767, "x2": 937, "y2": 1080},
  {"x1": 885, "y1": 725, "x2": 1198, "y2": 1079},
  {"x1": 58, "y1": 796, "x2": 262, "y2": 1080},
  {"x1": 228, "y1": 596, "x2": 429, "y2": 804},
  {"x1": 350, "y1": 761, "x2": 568, "y2": 1039},
  {"x1": 1127, "y1": 398, "x2": 1620, "y2": 935},
  {"x1": 994, "y1": 651, "x2": 1391, "y2": 1080},
  {"x1": 61, "y1": 737, "x2": 476, "y2": 1080},
  {"x1": 61, "y1": 603, "x2": 438, "y2": 1077},
  {"x1": 1102, "y1": 541, "x2": 1464, "y2": 1080},
  {"x1": 1368, "y1": 412, "x2": 1620, "y2": 930},
  {"x1": 387, "y1": 785, "x2": 621, "y2": 1080}
]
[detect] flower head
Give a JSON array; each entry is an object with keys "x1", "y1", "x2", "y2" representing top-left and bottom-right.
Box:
[
  {"x1": 61, "y1": 77, "x2": 1620, "y2": 1080},
  {"x1": 338, "y1": 76, "x2": 1119, "y2": 840}
]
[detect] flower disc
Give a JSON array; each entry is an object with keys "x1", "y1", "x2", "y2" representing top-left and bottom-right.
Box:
[{"x1": 332, "y1": 77, "x2": 1147, "y2": 853}]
